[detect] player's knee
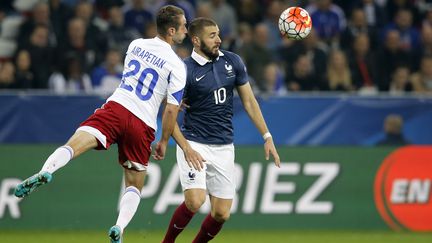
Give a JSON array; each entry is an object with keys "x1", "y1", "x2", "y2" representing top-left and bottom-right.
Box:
[
  {"x1": 212, "y1": 211, "x2": 230, "y2": 222},
  {"x1": 185, "y1": 198, "x2": 205, "y2": 213}
]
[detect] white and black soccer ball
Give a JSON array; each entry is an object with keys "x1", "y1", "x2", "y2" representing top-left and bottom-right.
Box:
[{"x1": 278, "y1": 7, "x2": 312, "y2": 40}]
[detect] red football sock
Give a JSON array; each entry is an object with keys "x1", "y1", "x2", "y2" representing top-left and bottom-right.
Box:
[
  {"x1": 162, "y1": 202, "x2": 195, "y2": 243},
  {"x1": 192, "y1": 214, "x2": 224, "y2": 243}
]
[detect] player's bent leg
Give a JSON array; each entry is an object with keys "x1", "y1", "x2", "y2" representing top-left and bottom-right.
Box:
[
  {"x1": 14, "y1": 131, "x2": 97, "y2": 199},
  {"x1": 192, "y1": 196, "x2": 233, "y2": 243},
  {"x1": 162, "y1": 189, "x2": 207, "y2": 243},
  {"x1": 109, "y1": 169, "x2": 145, "y2": 242},
  {"x1": 38, "y1": 131, "x2": 97, "y2": 176}
]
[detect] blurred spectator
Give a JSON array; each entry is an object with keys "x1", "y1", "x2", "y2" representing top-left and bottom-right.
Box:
[
  {"x1": 49, "y1": 0, "x2": 73, "y2": 43},
  {"x1": 240, "y1": 23, "x2": 274, "y2": 92},
  {"x1": 106, "y1": 6, "x2": 140, "y2": 53},
  {"x1": 410, "y1": 55, "x2": 432, "y2": 92},
  {"x1": 374, "y1": 29, "x2": 412, "y2": 91},
  {"x1": 14, "y1": 49, "x2": 34, "y2": 89},
  {"x1": 75, "y1": 0, "x2": 108, "y2": 31},
  {"x1": 20, "y1": 25, "x2": 54, "y2": 89},
  {"x1": 262, "y1": 0, "x2": 285, "y2": 52},
  {"x1": 389, "y1": 65, "x2": 413, "y2": 95},
  {"x1": 231, "y1": 22, "x2": 253, "y2": 55},
  {"x1": 341, "y1": 8, "x2": 379, "y2": 51},
  {"x1": 49, "y1": 55, "x2": 92, "y2": 94},
  {"x1": 91, "y1": 48, "x2": 123, "y2": 96},
  {"x1": 353, "y1": 0, "x2": 387, "y2": 28},
  {"x1": 196, "y1": 2, "x2": 211, "y2": 18},
  {"x1": 233, "y1": 0, "x2": 263, "y2": 26},
  {"x1": 386, "y1": 0, "x2": 421, "y2": 26},
  {"x1": 94, "y1": 0, "x2": 124, "y2": 19},
  {"x1": 285, "y1": 54, "x2": 325, "y2": 91},
  {"x1": 262, "y1": 62, "x2": 287, "y2": 96},
  {"x1": 306, "y1": 0, "x2": 347, "y2": 48},
  {"x1": 74, "y1": 0, "x2": 108, "y2": 59},
  {"x1": 124, "y1": 0, "x2": 153, "y2": 34},
  {"x1": 0, "y1": 61, "x2": 15, "y2": 88},
  {"x1": 17, "y1": 2, "x2": 57, "y2": 48},
  {"x1": 56, "y1": 18, "x2": 100, "y2": 73},
  {"x1": 382, "y1": 8, "x2": 421, "y2": 52},
  {"x1": 280, "y1": 29, "x2": 328, "y2": 83},
  {"x1": 326, "y1": 49, "x2": 353, "y2": 91},
  {"x1": 348, "y1": 33, "x2": 378, "y2": 92},
  {"x1": 376, "y1": 114, "x2": 410, "y2": 146},
  {"x1": 412, "y1": 24, "x2": 432, "y2": 70}
]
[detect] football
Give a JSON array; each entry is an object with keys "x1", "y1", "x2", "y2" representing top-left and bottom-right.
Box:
[{"x1": 278, "y1": 7, "x2": 312, "y2": 40}]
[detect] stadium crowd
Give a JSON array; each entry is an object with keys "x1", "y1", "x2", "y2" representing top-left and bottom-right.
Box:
[{"x1": 0, "y1": 0, "x2": 431, "y2": 96}]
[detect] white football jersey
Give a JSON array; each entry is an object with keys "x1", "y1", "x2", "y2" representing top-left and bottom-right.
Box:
[{"x1": 107, "y1": 37, "x2": 186, "y2": 131}]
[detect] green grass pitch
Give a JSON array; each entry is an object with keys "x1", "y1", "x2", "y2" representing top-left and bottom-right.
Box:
[{"x1": 1, "y1": 230, "x2": 432, "y2": 243}]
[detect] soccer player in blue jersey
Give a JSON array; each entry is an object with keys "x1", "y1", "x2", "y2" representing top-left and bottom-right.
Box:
[
  {"x1": 159, "y1": 17, "x2": 281, "y2": 243},
  {"x1": 14, "y1": 5, "x2": 188, "y2": 243}
]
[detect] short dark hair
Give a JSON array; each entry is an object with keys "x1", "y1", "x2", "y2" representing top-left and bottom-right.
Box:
[
  {"x1": 156, "y1": 5, "x2": 185, "y2": 36},
  {"x1": 188, "y1": 17, "x2": 217, "y2": 38}
]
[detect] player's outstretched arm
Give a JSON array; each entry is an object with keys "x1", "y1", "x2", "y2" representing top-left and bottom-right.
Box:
[
  {"x1": 172, "y1": 123, "x2": 206, "y2": 171},
  {"x1": 153, "y1": 103, "x2": 180, "y2": 161},
  {"x1": 237, "y1": 83, "x2": 281, "y2": 167}
]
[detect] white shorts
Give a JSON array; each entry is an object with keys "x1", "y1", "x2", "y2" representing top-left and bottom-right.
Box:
[{"x1": 176, "y1": 140, "x2": 236, "y2": 199}]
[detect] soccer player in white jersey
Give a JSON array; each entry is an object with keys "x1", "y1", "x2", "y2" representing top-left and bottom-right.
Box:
[
  {"x1": 14, "y1": 5, "x2": 187, "y2": 243},
  {"x1": 160, "y1": 18, "x2": 281, "y2": 243}
]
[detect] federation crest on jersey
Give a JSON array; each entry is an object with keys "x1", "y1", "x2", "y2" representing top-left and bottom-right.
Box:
[
  {"x1": 225, "y1": 61, "x2": 235, "y2": 78},
  {"x1": 225, "y1": 62, "x2": 232, "y2": 71}
]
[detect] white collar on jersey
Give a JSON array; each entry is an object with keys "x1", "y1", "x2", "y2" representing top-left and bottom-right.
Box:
[{"x1": 191, "y1": 49, "x2": 224, "y2": 66}]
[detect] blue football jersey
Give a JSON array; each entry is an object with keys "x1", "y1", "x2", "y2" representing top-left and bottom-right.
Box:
[{"x1": 181, "y1": 50, "x2": 249, "y2": 144}]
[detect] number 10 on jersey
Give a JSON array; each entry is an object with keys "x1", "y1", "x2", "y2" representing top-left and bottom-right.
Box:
[{"x1": 214, "y1": 87, "x2": 226, "y2": 104}]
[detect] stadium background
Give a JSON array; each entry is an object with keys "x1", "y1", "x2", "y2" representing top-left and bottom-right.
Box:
[{"x1": 1, "y1": 0, "x2": 432, "y2": 242}]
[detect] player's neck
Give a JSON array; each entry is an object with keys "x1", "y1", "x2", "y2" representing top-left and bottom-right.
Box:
[{"x1": 157, "y1": 34, "x2": 174, "y2": 46}]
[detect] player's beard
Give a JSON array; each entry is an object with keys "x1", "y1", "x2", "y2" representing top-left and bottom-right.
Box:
[
  {"x1": 200, "y1": 41, "x2": 219, "y2": 60},
  {"x1": 173, "y1": 33, "x2": 185, "y2": 44}
]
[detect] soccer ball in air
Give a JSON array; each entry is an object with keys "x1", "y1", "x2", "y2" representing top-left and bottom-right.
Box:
[{"x1": 278, "y1": 7, "x2": 312, "y2": 40}]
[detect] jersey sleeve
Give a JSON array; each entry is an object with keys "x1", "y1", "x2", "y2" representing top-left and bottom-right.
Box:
[
  {"x1": 233, "y1": 53, "x2": 249, "y2": 86},
  {"x1": 166, "y1": 60, "x2": 187, "y2": 106}
]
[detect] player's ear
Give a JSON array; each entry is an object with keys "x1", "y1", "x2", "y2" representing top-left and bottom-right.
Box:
[
  {"x1": 192, "y1": 36, "x2": 200, "y2": 47},
  {"x1": 167, "y1": 27, "x2": 176, "y2": 36}
]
